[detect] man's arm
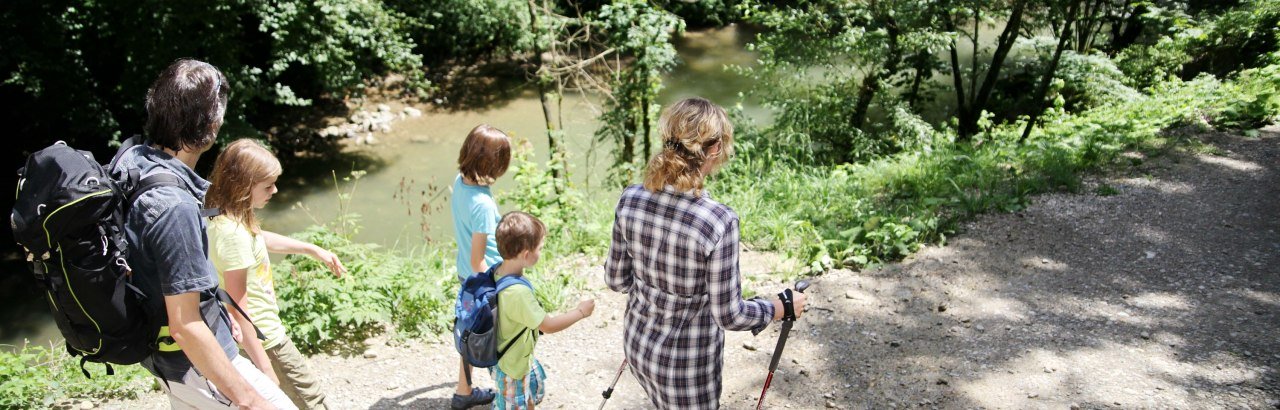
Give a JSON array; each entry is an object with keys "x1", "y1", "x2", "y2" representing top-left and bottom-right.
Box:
[
  {"x1": 151, "y1": 201, "x2": 273, "y2": 408},
  {"x1": 166, "y1": 292, "x2": 273, "y2": 408}
]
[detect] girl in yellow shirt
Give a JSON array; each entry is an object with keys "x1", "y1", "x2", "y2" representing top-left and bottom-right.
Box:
[{"x1": 206, "y1": 139, "x2": 346, "y2": 410}]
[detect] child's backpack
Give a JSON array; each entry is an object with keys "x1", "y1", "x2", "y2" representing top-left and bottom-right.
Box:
[
  {"x1": 453, "y1": 269, "x2": 535, "y2": 368},
  {"x1": 9, "y1": 137, "x2": 195, "y2": 378}
]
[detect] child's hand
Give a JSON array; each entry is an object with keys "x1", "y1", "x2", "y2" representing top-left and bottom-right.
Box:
[
  {"x1": 576, "y1": 299, "x2": 596, "y2": 318},
  {"x1": 311, "y1": 247, "x2": 347, "y2": 277},
  {"x1": 230, "y1": 316, "x2": 243, "y2": 344}
]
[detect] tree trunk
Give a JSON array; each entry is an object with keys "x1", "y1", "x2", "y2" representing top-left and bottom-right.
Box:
[
  {"x1": 965, "y1": 0, "x2": 1028, "y2": 137},
  {"x1": 906, "y1": 52, "x2": 929, "y2": 109},
  {"x1": 1020, "y1": 0, "x2": 1081, "y2": 143},
  {"x1": 1109, "y1": 4, "x2": 1145, "y2": 54},
  {"x1": 850, "y1": 16, "x2": 902, "y2": 133},
  {"x1": 641, "y1": 92, "x2": 651, "y2": 162},
  {"x1": 945, "y1": 9, "x2": 972, "y2": 140},
  {"x1": 526, "y1": 0, "x2": 564, "y2": 183}
]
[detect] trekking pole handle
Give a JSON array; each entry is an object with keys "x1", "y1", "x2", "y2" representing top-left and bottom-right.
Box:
[{"x1": 795, "y1": 280, "x2": 810, "y2": 293}]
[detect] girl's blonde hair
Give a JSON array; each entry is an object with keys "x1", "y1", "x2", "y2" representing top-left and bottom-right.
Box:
[
  {"x1": 206, "y1": 139, "x2": 282, "y2": 234},
  {"x1": 642, "y1": 97, "x2": 734, "y2": 195}
]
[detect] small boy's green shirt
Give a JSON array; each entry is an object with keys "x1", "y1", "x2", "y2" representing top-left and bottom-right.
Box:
[{"x1": 496, "y1": 273, "x2": 546, "y2": 379}]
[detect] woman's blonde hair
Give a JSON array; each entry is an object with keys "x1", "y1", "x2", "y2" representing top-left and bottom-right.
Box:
[
  {"x1": 642, "y1": 97, "x2": 734, "y2": 195},
  {"x1": 206, "y1": 139, "x2": 282, "y2": 234}
]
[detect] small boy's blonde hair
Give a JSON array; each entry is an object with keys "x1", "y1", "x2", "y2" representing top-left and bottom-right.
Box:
[
  {"x1": 457, "y1": 124, "x2": 512, "y2": 185},
  {"x1": 642, "y1": 97, "x2": 734, "y2": 196},
  {"x1": 496, "y1": 211, "x2": 546, "y2": 259}
]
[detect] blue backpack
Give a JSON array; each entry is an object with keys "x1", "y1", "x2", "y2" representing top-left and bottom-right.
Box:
[{"x1": 453, "y1": 267, "x2": 534, "y2": 368}]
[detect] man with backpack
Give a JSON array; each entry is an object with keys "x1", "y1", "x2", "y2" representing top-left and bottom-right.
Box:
[{"x1": 112, "y1": 59, "x2": 294, "y2": 409}]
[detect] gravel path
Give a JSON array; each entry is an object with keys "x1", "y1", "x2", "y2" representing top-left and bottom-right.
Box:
[{"x1": 103, "y1": 127, "x2": 1280, "y2": 409}]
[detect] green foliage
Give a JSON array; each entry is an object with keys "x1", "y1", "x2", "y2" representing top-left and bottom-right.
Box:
[
  {"x1": 1053, "y1": 51, "x2": 1141, "y2": 110},
  {"x1": 722, "y1": 65, "x2": 1279, "y2": 273},
  {"x1": 593, "y1": 1, "x2": 684, "y2": 182},
  {"x1": 737, "y1": 0, "x2": 949, "y2": 164},
  {"x1": 1116, "y1": 0, "x2": 1280, "y2": 88},
  {"x1": 273, "y1": 225, "x2": 456, "y2": 354},
  {"x1": 387, "y1": 0, "x2": 532, "y2": 60},
  {"x1": 1213, "y1": 63, "x2": 1280, "y2": 129},
  {"x1": 1094, "y1": 184, "x2": 1120, "y2": 196},
  {"x1": 1, "y1": 0, "x2": 425, "y2": 153},
  {"x1": 655, "y1": 0, "x2": 741, "y2": 28},
  {"x1": 500, "y1": 138, "x2": 611, "y2": 259},
  {"x1": 0, "y1": 343, "x2": 151, "y2": 408},
  {"x1": 1115, "y1": 36, "x2": 1194, "y2": 89}
]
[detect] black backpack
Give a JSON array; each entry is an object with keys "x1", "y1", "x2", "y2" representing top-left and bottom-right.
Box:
[{"x1": 9, "y1": 137, "x2": 198, "y2": 377}]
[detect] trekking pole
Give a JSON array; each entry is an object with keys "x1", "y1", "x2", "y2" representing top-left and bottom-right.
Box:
[
  {"x1": 756, "y1": 280, "x2": 810, "y2": 410},
  {"x1": 598, "y1": 359, "x2": 628, "y2": 410}
]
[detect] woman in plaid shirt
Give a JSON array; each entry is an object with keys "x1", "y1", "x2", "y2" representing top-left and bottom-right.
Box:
[{"x1": 605, "y1": 97, "x2": 807, "y2": 409}]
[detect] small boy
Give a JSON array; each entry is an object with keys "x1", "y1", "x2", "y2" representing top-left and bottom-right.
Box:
[{"x1": 488, "y1": 211, "x2": 595, "y2": 409}]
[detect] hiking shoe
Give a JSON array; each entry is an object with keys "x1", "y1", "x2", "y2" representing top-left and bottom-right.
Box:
[{"x1": 450, "y1": 388, "x2": 496, "y2": 409}]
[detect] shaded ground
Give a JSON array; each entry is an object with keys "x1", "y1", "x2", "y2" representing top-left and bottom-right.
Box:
[{"x1": 103, "y1": 127, "x2": 1280, "y2": 409}]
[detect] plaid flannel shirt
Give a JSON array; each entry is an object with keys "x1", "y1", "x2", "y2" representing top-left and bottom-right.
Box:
[{"x1": 606, "y1": 185, "x2": 775, "y2": 409}]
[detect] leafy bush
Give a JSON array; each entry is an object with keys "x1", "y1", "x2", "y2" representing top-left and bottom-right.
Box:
[
  {"x1": 0, "y1": 343, "x2": 151, "y2": 408},
  {"x1": 501, "y1": 138, "x2": 611, "y2": 259},
  {"x1": 273, "y1": 225, "x2": 457, "y2": 354},
  {"x1": 1214, "y1": 63, "x2": 1280, "y2": 129},
  {"x1": 1116, "y1": 0, "x2": 1279, "y2": 89},
  {"x1": 1115, "y1": 37, "x2": 1194, "y2": 90},
  {"x1": 1053, "y1": 51, "x2": 1141, "y2": 110}
]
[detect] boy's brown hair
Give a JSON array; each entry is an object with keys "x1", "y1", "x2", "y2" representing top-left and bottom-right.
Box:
[
  {"x1": 457, "y1": 124, "x2": 512, "y2": 185},
  {"x1": 496, "y1": 211, "x2": 546, "y2": 259}
]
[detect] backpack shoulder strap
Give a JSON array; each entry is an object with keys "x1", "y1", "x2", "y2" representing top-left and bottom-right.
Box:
[
  {"x1": 128, "y1": 172, "x2": 222, "y2": 218},
  {"x1": 495, "y1": 275, "x2": 533, "y2": 293},
  {"x1": 494, "y1": 275, "x2": 536, "y2": 356},
  {"x1": 108, "y1": 135, "x2": 146, "y2": 171}
]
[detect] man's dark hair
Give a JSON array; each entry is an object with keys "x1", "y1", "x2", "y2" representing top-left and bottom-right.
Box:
[{"x1": 144, "y1": 59, "x2": 229, "y2": 152}]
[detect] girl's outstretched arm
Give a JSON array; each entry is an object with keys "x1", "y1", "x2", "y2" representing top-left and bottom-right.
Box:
[{"x1": 262, "y1": 230, "x2": 347, "y2": 277}]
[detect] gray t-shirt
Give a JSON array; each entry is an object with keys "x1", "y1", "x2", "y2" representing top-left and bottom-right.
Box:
[{"x1": 111, "y1": 144, "x2": 237, "y2": 381}]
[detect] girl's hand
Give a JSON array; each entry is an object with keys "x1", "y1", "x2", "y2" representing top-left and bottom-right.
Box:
[
  {"x1": 311, "y1": 246, "x2": 347, "y2": 277},
  {"x1": 230, "y1": 315, "x2": 243, "y2": 344}
]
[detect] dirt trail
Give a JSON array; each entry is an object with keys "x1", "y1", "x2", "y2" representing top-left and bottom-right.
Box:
[{"x1": 105, "y1": 128, "x2": 1280, "y2": 409}]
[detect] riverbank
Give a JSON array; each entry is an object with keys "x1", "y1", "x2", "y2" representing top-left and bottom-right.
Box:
[{"x1": 89, "y1": 126, "x2": 1279, "y2": 409}]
